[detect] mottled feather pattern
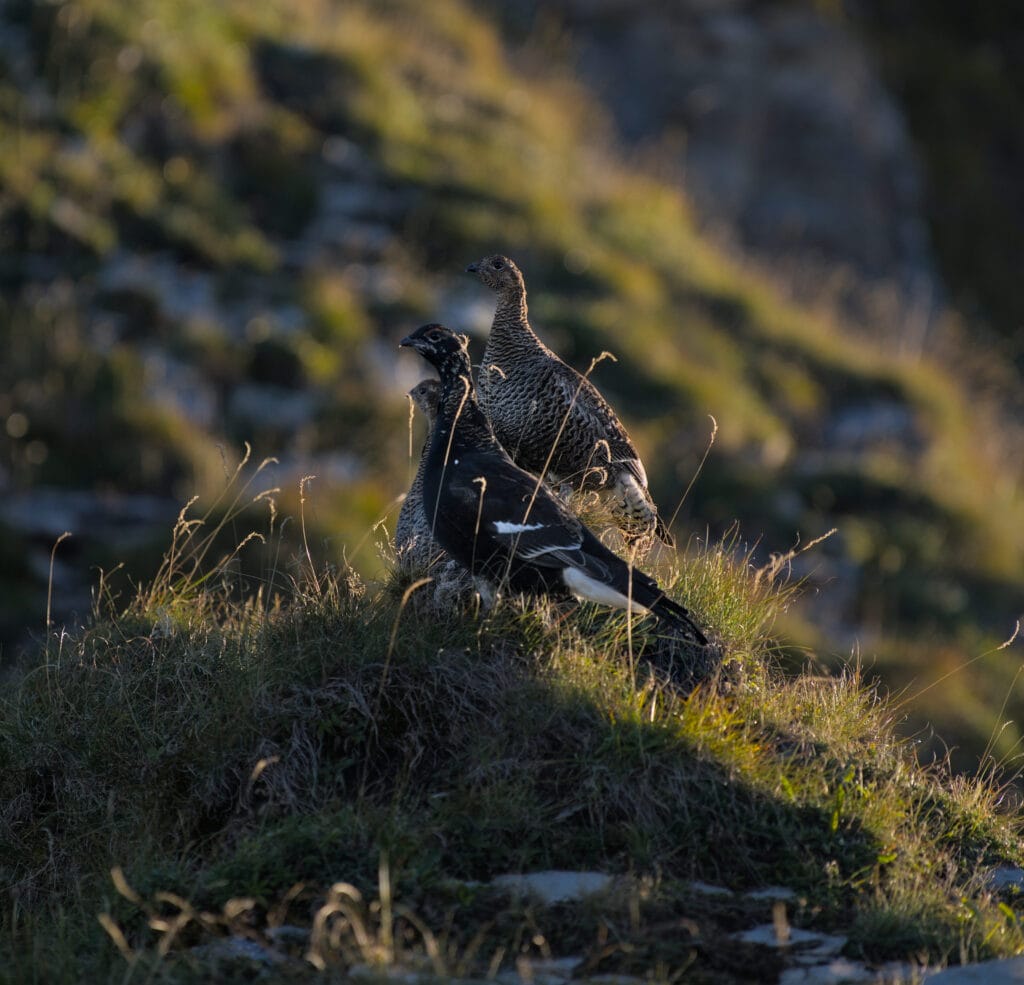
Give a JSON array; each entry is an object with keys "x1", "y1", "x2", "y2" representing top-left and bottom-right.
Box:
[{"x1": 470, "y1": 254, "x2": 675, "y2": 547}]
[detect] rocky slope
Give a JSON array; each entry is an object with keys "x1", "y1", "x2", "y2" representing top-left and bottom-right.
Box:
[{"x1": 497, "y1": 0, "x2": 941, "y2": 327}]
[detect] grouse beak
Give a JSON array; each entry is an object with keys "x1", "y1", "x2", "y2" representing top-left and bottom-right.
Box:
[
  {"x1": 399, "y1": 334, "x2": 416, "y2": 349},
  {"x1": 465, "y1": 262, "x2": 479, "y2": 274}
]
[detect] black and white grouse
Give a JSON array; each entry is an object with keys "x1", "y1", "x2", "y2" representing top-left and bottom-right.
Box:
[
  {"x1": 399, "y1": 323, "x2": 706, "y2": 643},
  {"x1": 395, "y1": 378, "x2": 473, "y2": 603},
  {"x1": 467, "y1": 254, "x2": 675, "y2": 547}
]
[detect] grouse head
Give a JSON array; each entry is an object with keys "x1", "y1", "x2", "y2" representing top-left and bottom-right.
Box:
[
  {"x1": 465, "y1": 254, "x2": 523, "y2": 293},
  {"x1": 400, "y1": 324, "x2": 472, "y2": 381},
  {"x1": 408, "y1": 378, "x2": 440, "y2": 424}
]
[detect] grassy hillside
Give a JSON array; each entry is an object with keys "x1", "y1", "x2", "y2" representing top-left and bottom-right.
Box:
[
  {"x1": 1, "y1": 2, "x2": 1022, "y2": 774},
  {"x1": 1, "y1": 492, "x2": 1023, "y2": 982}
]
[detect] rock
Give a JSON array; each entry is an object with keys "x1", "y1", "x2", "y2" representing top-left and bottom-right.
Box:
[
  {"x1": 348, "y1": 964, "x2": 421, "y2": 983},
  {"x1": 495, "y1": 956, "x2": 581, "y2": 984},
  {"x1": 142, "y1": 349, "x2": 218, "y2": 429},
  {"x1": 791, "y1": 935, "x2": 849, "y2": 964},
  {"x1": 228, "y1": 383, "x2": 318, "y2": 432},
  {"x1": 687, "y1": 881, "x2": 733, "y2": 896},
  {"x1": 745, "y1": 886, "x2": 799, "y2": 902},
  {"x1": 322, "y1": 135, "x2": 371, "y2": 172},
  {"x1": 268, "y1": 451, "x2": 366, "y2": 487},
  {"x1": 733, "y1": 924, "x2": 846, "y2": 960},
  {"x1": 0, "y1": 488, "x2": 176, "y2": 546},
  {"x1": 877, "y1": 965, "x2": 926, "y2": 984},
  {"x1": 923, "y1": 957, "x2": 1024, "y2": 983},
  {"x1": 437, "y1": 292, "x2": 495, "y2": 340},
  {"x1": 490, "y1": 871, "x2": 614, "y2": 905},
  {"x1": 318, "y1": 180, "x2": 410, "y2": 222},
  {"x1": 779, "y1": 960, "x2": 872, "y2": 984},
  {"x1": 265, "y1": 924, "x2": 308, "y2": 949},
  {"x1": 987, "y1": 867, "x2": 1024, "y2": 893},
  {"x1": 329, "y1": 219, "x2": 393, "y2": 257},
  {"x1": 824, "y1": 401, "x2": 920, "y2": 454},
  {"x1": 0, "y1": 486, "x2": 180, "y2": 651},
  {"x1": 98, "y1": 252, "x2": 220, "y2": 326},
  {"x1": 191, "y1": 935, "x2": 287, "y2": 969},
  {"x1": 502, "y1": 0, "x2": 941, "y2": 323}
]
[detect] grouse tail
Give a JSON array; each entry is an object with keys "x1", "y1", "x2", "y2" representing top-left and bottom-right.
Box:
[
  {"x1": 650, "y1": 594, "x2": 707, "y2": 645},
  {"x1": 616, "y1": 472, "x2": 676, "y2": 548}
]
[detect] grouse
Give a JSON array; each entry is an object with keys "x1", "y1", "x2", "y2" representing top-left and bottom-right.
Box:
[
  {"x1": 467, "y1": 254, "x2": 675, "y2": 547},
  {"x1": 395, "y1": 378, "x2": 474, "y2": 605},
  {"x1": 396, "y1": 378, "x2": 444, "y2": 573},
  {"x1": 399, "y1": 323, "x2": 706, "y2": 643}
]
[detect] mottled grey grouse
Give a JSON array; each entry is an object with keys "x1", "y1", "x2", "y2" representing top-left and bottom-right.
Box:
[
  {"x1": 396, "y1": 379, "x2": 443, "y2": 573},
  {"x1": 395, "y1": 378, "x2": 473, "y2": 604},
  {"x1": 467, "y1": 254, "x2": 675, "y2": 547},
  {"x1": 399, "y1": 323, "x2": 706, "y2": 644}
]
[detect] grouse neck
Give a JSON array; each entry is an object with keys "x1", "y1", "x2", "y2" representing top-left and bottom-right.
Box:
[
  {"x1": 493, "y1": 283, "x2": 530, "y2": 335},
  {"x1": 433, "y1": 364, "x2": 495, "y2": 448}
]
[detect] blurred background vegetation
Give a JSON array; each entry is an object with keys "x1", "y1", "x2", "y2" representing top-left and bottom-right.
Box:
[{"x1": 0, "y1": 0, "x2": 1021, "y2": 775}]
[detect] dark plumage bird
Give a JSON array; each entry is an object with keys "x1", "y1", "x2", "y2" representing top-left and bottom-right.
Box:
[
  {"x1": 467, "y1": 253, "x2": 675, "y2": 547},
  {"x1": 396, "y1": 379, "x2": 443, "y2": 573},
  {"x1": 395, "y1": 378, "x2": 473, "y2": 604},
  {"x1": 399, "y1": 323, "x2": 706, "y2": 644}
]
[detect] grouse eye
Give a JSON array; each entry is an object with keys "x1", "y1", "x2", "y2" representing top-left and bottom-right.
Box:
[
  {"x1": 491, "y1": 259, "x2": 503, "y2": 270},
  {"x1": 427, "y1": 329, "x2": 442, "y2": 340}
]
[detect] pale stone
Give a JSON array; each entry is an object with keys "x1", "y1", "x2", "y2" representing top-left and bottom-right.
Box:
[
  {"x1": 347, "y1": 963, "x2": 420, "y2": 982},
  {"x1": 987, "y1": 867, "x2": 1024, "y2": 893},
  {"x1": 495, "y1": 956, "x2": 581, "y2": 984},
  {"x1": 490, "y1": 871, "x2": 614, "y2": 904},
  {"x1": 923, "y1": 956, "x2": 1024, "y2": 983},
  {"x1": 265, "y1": 924, "x2": 308, "y2": 948},
  {"x1": 793, "y1": 934, "x2": 850, "y2": 962},
  {"x1": 687, "y1": 880, "x2": 733, "y2": 896},
  {"x1": 746, "y1": 886, "x2": 799, "y2": 902},
  {"x1": 191, "y1": 936, "x2": 286, "y2": 966},
  {"x1": 733, "y1": 924, "x2": 846, "y2": 959},
  {"x1": 877, "y1": 963, "x2": 926, "y2": 983},
  {"x1": 779, "y1": 959, "x2": 872, "y2": 983}
]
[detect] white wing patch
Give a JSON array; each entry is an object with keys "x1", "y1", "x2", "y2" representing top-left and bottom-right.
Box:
[
  {"x1": 519, "y1": 541, "x2": 571, "y2": 560},
  {"x1": 562, "y1": 567, "x2": 651, "y2": 615},
  {"x1": 493, "y1": 520, "x2": 546, "y2": 534}
]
